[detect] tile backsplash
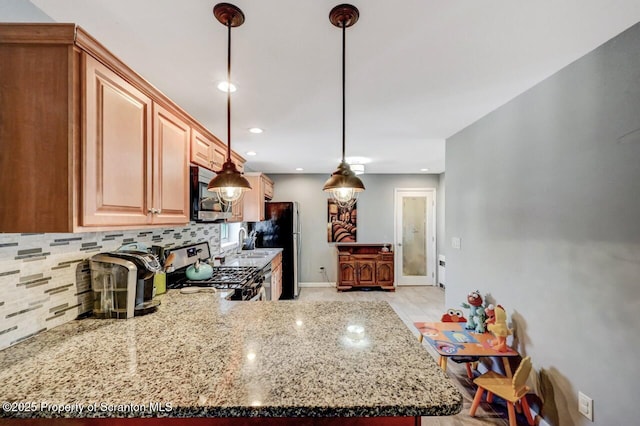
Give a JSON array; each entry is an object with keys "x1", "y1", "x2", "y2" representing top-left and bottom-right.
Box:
[{"x1": 0, "y1": 223, "x2": 221, "y2": 351}]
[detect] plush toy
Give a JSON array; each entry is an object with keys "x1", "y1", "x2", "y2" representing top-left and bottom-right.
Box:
[
  {"x1": 484, "y1": 304, "x2": 496, "y2": 327},
  {"x1": 441, "y1": 309, "x2": 467, "y2": 323},
  {"x1": 487, "y1": 305, "x2": 512, "y2": 352},
  {"x1": 472, "y1": 306, "x2": 487, "y2": 333},
  {"x1": 461, "y1": 290, "x2": 487, "y2": 333}
]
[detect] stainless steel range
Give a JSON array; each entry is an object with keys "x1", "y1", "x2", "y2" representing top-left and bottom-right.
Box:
[{"x1": 165, "y1": 243, "x2": 264, "y2": 301}]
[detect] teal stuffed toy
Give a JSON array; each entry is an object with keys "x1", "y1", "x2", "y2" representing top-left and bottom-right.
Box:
[{"x1": 461, "y1": 290, "x2": 487, "y2": 333}]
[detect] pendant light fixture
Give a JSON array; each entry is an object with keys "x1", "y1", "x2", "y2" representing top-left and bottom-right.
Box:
[
  {"x1": 208, "y1": 3, "x2": 251, "y2": 205},
  {"x1": 322, "y1": 4, "x2": 365, "y2": 207}
]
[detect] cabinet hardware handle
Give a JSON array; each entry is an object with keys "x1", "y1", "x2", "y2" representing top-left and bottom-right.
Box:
[{"x1": 148, "y1": 208, "x2": 155, "y2": 214}]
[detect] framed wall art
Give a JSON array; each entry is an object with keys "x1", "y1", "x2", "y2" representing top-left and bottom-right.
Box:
[{"x1": 327, "y1": 199, "x2": 357, "y2": 243}]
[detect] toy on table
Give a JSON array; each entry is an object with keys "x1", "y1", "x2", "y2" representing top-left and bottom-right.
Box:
[
  {"x1": 484, "y1": 304, "x2": 495, "y2": 327},
  {"x1": 441, "y1": 308, "x2": 467, "y2": 323},
  {"x1": 487, "y1": 305, "x2": 512, "y2": 352},
  {"x1": 437, "y1": 309, "x2": 479, "y2": 379},
  {"x1": 461, "y1": 290, "x2": 487, "y2": 333}
]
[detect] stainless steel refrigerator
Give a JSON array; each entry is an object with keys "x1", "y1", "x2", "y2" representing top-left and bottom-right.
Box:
[{"x1": 251, "y1": 202, "x2": 300, "y2": 299}]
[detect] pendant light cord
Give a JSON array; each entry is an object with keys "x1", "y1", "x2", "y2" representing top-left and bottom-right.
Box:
[
  {"x1": 341, "y1": 20, "x2": 346, "y2": 163},
  {"x1": 226, "y1": 20, "x2": 232, "y2": 162}
]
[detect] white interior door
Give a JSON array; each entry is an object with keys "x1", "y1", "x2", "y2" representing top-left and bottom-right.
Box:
[{"x1": 394, "y1": 188, "x2": 436, "y2": 286}]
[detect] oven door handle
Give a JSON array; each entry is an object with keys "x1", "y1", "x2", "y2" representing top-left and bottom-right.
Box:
[{"x1": 262, "y1": 266, "x2": 272, "y2": 280}]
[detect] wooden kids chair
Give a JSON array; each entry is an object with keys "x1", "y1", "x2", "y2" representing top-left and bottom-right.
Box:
[{"x1": 469, "y1": 356, "x2": 535, "y2": 426}]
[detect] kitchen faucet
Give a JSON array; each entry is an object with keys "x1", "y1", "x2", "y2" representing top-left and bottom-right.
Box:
[{"x1": 237, "y1": 227, "x2": 247, "y2": 254}]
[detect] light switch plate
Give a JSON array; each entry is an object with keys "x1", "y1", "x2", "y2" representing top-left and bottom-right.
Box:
[
  {"x1": 578, "y1": 391, "x2": 593, "y2": 421},
  {"x1": 451, "y1": 237, "x2": 461, "y2": 250}
]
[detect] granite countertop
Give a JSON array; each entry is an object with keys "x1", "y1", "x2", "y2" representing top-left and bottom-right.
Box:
[{"x1": 0, "y1": 292, "x2": 462, "y2": 419}]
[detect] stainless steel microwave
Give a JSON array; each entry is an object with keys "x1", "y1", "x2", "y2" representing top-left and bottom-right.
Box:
[{"x1": 190, "y1": 166, "x2": 232, "y2": 222}]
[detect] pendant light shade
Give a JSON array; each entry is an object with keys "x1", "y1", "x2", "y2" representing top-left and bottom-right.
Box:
[
  {"x1": 208, "y1": 3, "x2": 251, "y2": 205},
  {"x1": 323, "y1": 161, "x2": 365, "y2": 205},
  {"x1": 323, "y1": 4, "x2": 365, "y2": 207},
  {"x1": 211, "y1": 159, "x2": 251, "y2": 203}
]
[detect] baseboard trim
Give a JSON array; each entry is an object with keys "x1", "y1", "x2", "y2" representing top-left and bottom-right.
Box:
[{"x1": 300, "y1": 282, "x2": 335, "y2": 288}]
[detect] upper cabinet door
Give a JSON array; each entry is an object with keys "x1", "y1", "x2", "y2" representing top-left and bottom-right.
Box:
[
  {"x1": 152, "y1": 103, "x2": 190, "y2": 224},
  {"x1": 242, "y1": 173, "x2": 274, "y2": 222},
  {"x1": 191, "y1": 128, "x2": 215, "y2": 170},
  {"x1": 191, "y1": 128, "x2": 228, "y2": 172},
  {"x1": 82, "y1": 54, "x2": 152, "y2": 226},
  {"x1": 263, "y1": 176, "x2": 274, "y2": 200}
]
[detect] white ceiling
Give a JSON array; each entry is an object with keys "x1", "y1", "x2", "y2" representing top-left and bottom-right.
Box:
[{"x1": 17, "y1": 1, "x2": 640, "y2": 174}]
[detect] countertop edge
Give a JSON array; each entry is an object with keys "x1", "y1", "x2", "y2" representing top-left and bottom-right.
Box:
[{"x1": 0, "y1": 401, "x2": 463, "y2": 419}]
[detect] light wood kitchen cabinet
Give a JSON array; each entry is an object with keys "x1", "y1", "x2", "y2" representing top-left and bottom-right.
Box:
[
  {"x1": 82, "y1": 54, "x2": 152, "y2": 226},
  {"x1": 190, "y1": 128, "x2": 227, "y2": 172},
  {"x1": 243, "y1": 173, "x2": 274, "y2": 222},
  {"x1": 0, "y1": 23, "x2": 244, "y2": 232},
  {"x1": 0, "y1": 25, "x2": 80, "y2": 232},
  {"x1": 264, "y1": 178, "x2": 274, "y2": 199},
  {"x1": 271, "y1": 252, "x2": 283, "y2": 301},
  {"x1": 191, "y1": 128, "x2": 214, "y2": 170},
  {"x1": 336, "y1": 244, "x2": 395, "y2": 291},
  {"x1": 152, "y1": 103, "x2": 190, "y2": 224},
  {"x1": 83, "y1": 55, "x2": 189, "y2": 226}
]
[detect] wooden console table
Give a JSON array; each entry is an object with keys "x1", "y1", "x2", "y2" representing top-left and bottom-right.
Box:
[{"x1": 336, "y1": 244, "x2": 395, "y2": 291}]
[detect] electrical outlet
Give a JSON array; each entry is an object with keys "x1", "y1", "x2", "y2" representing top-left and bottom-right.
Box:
[{"x1": 578, "y1": 391, "x2": 593, "y2": 421}]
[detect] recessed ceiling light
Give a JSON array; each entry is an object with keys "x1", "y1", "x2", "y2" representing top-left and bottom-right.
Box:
[
  {"x1": 217, "y1": 81, "x2": 236, "y2": 93},
  {"x1": 248, "y1": 127, "x2": 263, "y2": 134},
  {"x1": 420, "y1": 168, "x2": 429, "y2": 172},
  {"x1": 246, "y1": 151, "x2": 257, "y2": 156},
  {"x1": 295, "y1": 168, "x2": 304, "y2": 171}
]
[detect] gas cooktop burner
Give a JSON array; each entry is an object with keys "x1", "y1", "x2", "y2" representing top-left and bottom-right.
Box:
[
  {"x1": 172, "y1": 266, "x2": 261, "y2": 289},
  {"x1": 164, "y1": 243, "x2": 265, "y2": 301},
  {"x1": 209, "y1": 266, "x2": 258, "y2": 283}
]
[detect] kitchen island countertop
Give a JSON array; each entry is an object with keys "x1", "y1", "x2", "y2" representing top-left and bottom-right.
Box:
[{"x1": 0, "y1": 292, "x2": 462, "y2": 420}]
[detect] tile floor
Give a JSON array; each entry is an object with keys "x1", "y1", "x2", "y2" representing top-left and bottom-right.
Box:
[{"x1": 298, "y1": 286, "x2": 529, "y2": 425}]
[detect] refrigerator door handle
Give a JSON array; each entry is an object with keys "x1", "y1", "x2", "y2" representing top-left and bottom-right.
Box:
[{"x1": 293, "y1": 232, "x2": 300, "y2": 298}]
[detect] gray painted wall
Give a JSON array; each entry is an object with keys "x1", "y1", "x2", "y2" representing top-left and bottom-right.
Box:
[
  {"x1": 270, "y1": 174, "x2": 441, "y2": 284},
  {"x1": 446, "y1": 23, "x2": 640, "y2": 425}
]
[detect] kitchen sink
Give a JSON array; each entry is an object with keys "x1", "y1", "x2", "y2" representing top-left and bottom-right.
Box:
[
  {"x1": 237, "y1": 252, "x2": 270, "y2": 259},
  {"x1": 239, "y1": 254, "x2": 268, "y2": 259}
]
